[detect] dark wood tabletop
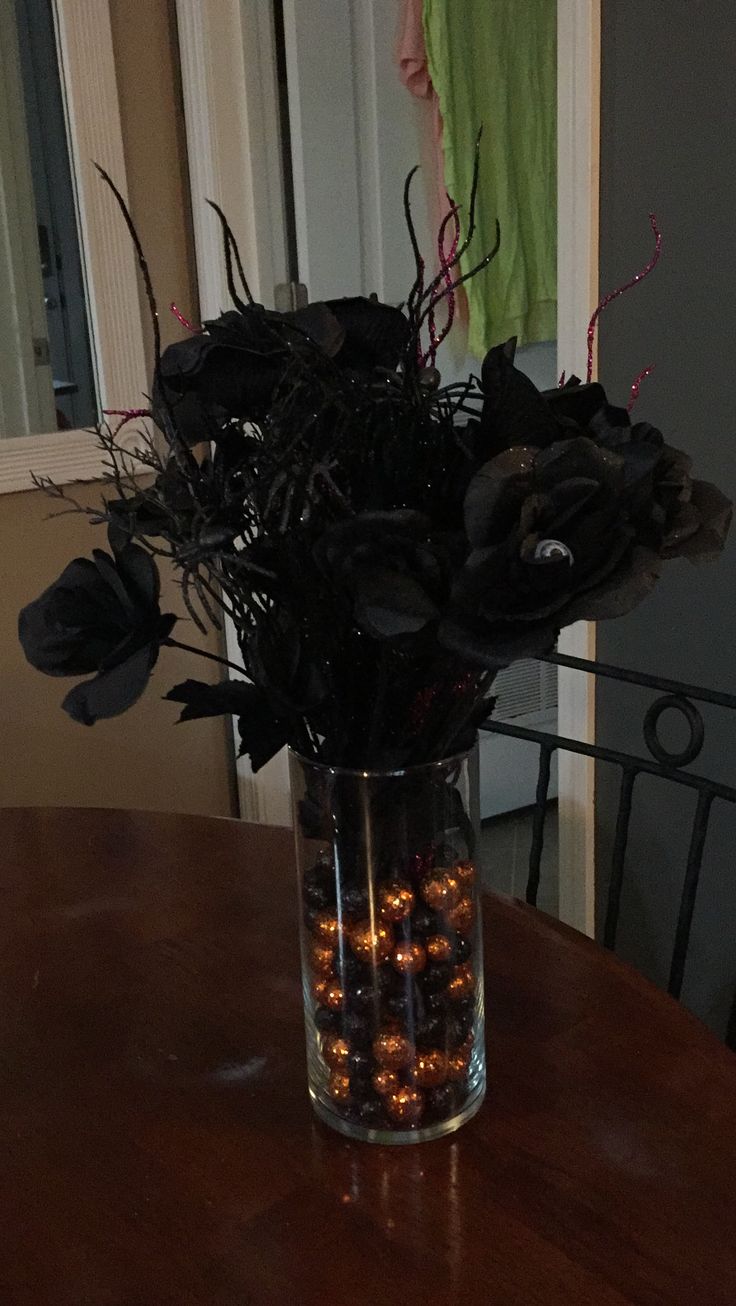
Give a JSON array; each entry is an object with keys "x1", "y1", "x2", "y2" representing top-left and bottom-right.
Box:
[{"x1": 2, "y1": 807, "x2": 736, "y2": 1305}]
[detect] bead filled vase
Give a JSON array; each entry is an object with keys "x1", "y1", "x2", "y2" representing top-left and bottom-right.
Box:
[{"x1": 289, "y1": 747, "x2": 485, "y2": 1144}]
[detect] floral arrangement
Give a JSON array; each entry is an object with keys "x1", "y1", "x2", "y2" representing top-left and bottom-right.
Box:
[{"x1": 19, "y1": 157, "x2": 731, "y2": 772}]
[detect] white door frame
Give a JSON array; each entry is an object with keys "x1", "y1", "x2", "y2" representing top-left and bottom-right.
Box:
[
  {"x1": 0, "y1": 0, "x2": 149, "y2": 493},
  {"x1": 176, "y1": 0, "x2": 601, "y2": 932}
]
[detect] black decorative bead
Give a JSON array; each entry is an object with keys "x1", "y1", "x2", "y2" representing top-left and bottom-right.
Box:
[
  {"x1": 347, "y1": 982, "x2": 378, "y2": 1015},
  {"x1": 421, "y1": 961, "x2": 453, "y2": 994},
  {"x1": 335, "y1": 952, "x2": 366, "y2": 985},
  {"x1": 314, "y1": 1006, "x2": 340, "y2": 1034},
  {"x1": 411, "y1": 905, "x2": 442, "y2": 937},
  {"x1": 453, "y1": 935, "x2": 472, "y2": 963},
  {"x1": 342, "y1": 1010, "x2": 374, "y2": 1048},
  {"x1": 425, "y1": 1082, "x2": 460, "y2": 1120},
  {"x1": 356, "y1": 1098, "x2": 386, "y2": 1128},
  {"x1": 386, "y1": 989, "x2": 413, "y2": 1022},
  {"x1": 425, "y1": 990, "x2": 449, "y2": 1014},
  {"x1": 347, "y1": 1049, "x2": 373, "y2": 1081},
  {"x1": 340, "y1": 886, "x2": 369, "y2": 918},
  {"x1": 303, "y1": 864, "x2": 336, "y2": 910},
  {"x1": 415, "y1": 1014, "x2": 445, "y2": 1048}
]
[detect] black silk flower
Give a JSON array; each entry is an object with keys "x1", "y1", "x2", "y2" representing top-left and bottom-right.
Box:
[
  {"x1": 154, "y1": 297, "x2": 409, "y2": 443},
  {"x1": 437, "y1": 342, "x2": 732, "y2": 670},
  {"x1": 18, "y1": 536, "x2": 176, "y2": 725}
]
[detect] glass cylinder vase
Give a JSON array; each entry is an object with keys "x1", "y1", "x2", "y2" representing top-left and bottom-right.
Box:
[{"x1": 289, "y1": 747, "x2": 485, "y2": 1144}]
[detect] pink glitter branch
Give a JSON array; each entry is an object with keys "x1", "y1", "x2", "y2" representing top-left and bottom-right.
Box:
[
  {"x1": 421, "y1": 201, "x2": 460, "y2": 368},
  {"x1": 558, "y1": 370, "x2": 566, "y2": 388},
  {"x1": 586, "y1": 213, "x2": 662, "y2": 383},
  {"x1": 102, "y1": 407, "x2": 151, "y2": 438},
  {"x1": 627, "y1": 364, "x2": 655, "y2": 412},
  {"x1": 170, "y1": 301, "x2": 203, "y2": 334}
]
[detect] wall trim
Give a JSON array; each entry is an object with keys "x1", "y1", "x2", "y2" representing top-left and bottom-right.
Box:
[
  {"x1": 556, "y1": 0, "x2": 601, "y2": 936},
  {"x1": 0, "y1": 0, "x2": 148, "y2": 495}
]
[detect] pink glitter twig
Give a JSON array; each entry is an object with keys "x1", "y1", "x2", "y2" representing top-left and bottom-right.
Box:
[
  {"x1": 422, "y1": 202, "x2": 460, "y2": 367},
  {"x1": 170, "y1": 301, "x2": 203, "y2": 334},
  {"x1": 627, "y1": 364, "x2": 655, "y2": 412},
  {"x1": 558, "y1": 370, "x2": 566, "y2": 388},
  {"x1": 103, "y1": 407, "x2": 151, "y2": 438},
  {"x1": 586, "y1": 213, "x2": 662, "y2": 383}
]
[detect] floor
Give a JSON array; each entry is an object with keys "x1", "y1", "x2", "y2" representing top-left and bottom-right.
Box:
[{"x1": 478, "y1": 802, "x2": 559, "y2": 919}]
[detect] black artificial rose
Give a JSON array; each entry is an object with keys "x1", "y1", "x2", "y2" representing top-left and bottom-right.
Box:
[
  {"x1": 315, "y1": 510, "x2": 448, "y2": 640},
  {"x1": 18, "y1": 535, "x2": 176, "y2": 725},
  {"x1": 154, "y1": 298, "x2": 409, "y2": 444},
  {"x1": 439, "y1": 436, "x2": 662, "y2": 667}
]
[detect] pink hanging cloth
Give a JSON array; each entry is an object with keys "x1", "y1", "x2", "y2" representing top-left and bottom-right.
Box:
[{"x1": 396, "y1": 0, "x2": 453, "y2": 239}]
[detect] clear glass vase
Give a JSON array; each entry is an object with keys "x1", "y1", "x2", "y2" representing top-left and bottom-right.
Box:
[{"x1": 289, "y1": 747, "x2": 485, "y2": 1144}]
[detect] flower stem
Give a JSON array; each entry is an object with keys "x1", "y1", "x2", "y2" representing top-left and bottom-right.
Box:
[{"x1": 163, "y1": 636, "x2": 244, "y2": 676}]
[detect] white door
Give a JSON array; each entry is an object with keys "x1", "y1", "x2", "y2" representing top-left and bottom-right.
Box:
[
  {"x1": 176, "y1": 0, "x2": 599, "y2": 933},
  {"x1": 0, "y1": 0, "x2": 56, "y2": 435}
]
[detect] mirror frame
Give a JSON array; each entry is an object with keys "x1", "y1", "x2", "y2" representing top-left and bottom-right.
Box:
[{"x1": 0, "y1": 0, "x2": 148, "y2": 494}]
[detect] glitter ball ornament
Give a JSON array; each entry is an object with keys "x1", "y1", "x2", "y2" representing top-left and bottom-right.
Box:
[
  {"x1": 357, "y1": 1099, "x2": 385, "y2": 1128},
  {"x1": 391, "y1": 941, "x2": 426, "y2": 975},
  {"x1": 372, "y1": 1068, "x2": 401, "y2": 1096},
  {"x1": 379, "y1": 881, "x2": 415, "y2": 922},
  {"x1": 420, "y1": 870, "x2": 462, "y2": 912},
  {"x1": 312, "y1": 911, "x2": 343, "y2": 946},
  {"x1": 421, "y1": 960, "x2": 453, "y2": 993},
  {"x1": 325, "y1": 981, "x2": 345, "y2": 1011},
  {"x1": 350, "y1": 919, "x2": 393, "y2": 964},
  {"x1": 446, "y1": 895, "x2": 474, "y2": 934},
  {"x1": 310, "y1": 942, "x2": 335, "y2": 976},
  {"x1": 322, "y1": 1035, "x2": 351, "y2": 1070},
  {"x1": 446, "y1": 1049, "x2": 470, "y2": 1082},
  {"x1": 426, "y1": 934, "x2": 452, "y2": 963},
  {"x1": 412, "y1": 1049, "x2": 448, "y2": 1088},
  {"x1": 327, "y1": 1071, "x2": 352, "y2": 1103},
  {"x1": 447, "y1": 963, "x2": 476, "y2": 1002},
  {"x1": 386, "y1": 1086, "x2": 424, "y2": 1126},
  {"x1": 455, "y1": 860, "x2": 476, "y2": 889},
  {"x1": 312, "y1": 976, "x2": 330, "y2": 1004},
  {"x1": 373, "y1": 1030, "x2": 414, "y2": 1070},
  {"x1": 411, "y1": 904, "x2": 442, "y2": 937},
  {"x1": 425, "y1": 1082, "x2": 460, "y2": 1119}
]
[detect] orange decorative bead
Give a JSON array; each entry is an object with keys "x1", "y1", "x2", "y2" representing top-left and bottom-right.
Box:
[
  {"x1": 312, "y1": 911, "x2": 343, "y2": 946},
  {"x1": 447, "y1": 963, "x2": 476, "y2": 1002},
  {"x1": 379, "y1": 882, "x2": 415, "y2": 922},
  {"x1": 373, "y1": 1030, "x2": 414, "y2": 1070},
  {"x1": 372, "y1": 1068, "x2": 400, "y2": 1096},
  {"x1": 426, "y1": 934, "x2": 452, "y2": 963},
  {"x1": 446, "y1": 895, "x2": 475, "y2": 934},
  {"x1": 325, "y1": 981, "x2": 345, "y2": 1011},
  {"x1": 455, "y1": 860, "x2": 477, "y2": 889},
  {"x1": 327, "y1": 1071, "x2": 352, "y2": 1103},
  {"x1": 420, "y1": 870, "x2": 462, "y2": 912},
  {"x1": 349, "y1": 918, "x2": 393, "y2": 964},
  {"x1": 412, "y1": 1049, "x2": 448, "y2": 1088},
  {"x1": 386, "y1": 1085, "x2": 424, "y2": 1126},
  {"x1": 312, "y1": 976, "x2": 330, "y2": 1004},
  {"x1": 446, "y1": 1049, "x2": 470, "y2": 1082},
  {"x1": 391, "y1": 941, "x2": 426, "y2": 975},
  {"x1": 310, "y1": 942, "x2": 335, "y2": 976},
  {"x1": 322, "y1": 1035, "x2": 351, "y2": 1070}
]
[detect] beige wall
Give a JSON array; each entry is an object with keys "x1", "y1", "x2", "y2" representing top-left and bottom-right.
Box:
[{"x1": 0, "y1": 0, "x2": 235, "y2": 816}]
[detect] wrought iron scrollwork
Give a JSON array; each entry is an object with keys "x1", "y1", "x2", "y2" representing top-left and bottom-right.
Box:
[{"x1": 479, "y1": 651, "x2": 736, "y2": 1043}]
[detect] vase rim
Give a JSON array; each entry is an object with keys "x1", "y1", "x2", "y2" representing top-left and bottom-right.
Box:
[{"x1": 287, "y1": 742, "x2": 474, "y2": 780}]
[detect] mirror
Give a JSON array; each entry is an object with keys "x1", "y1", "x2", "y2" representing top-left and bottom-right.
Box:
[{"x1": 0, "y1": 0, "x2": 97, "y2": 437}]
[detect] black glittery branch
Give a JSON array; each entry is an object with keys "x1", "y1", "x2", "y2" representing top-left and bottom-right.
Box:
[
  {"x1": 205, "y1": 199, "x2": 255, "y2": 310},
  {"x1": 94, "y1": 163, "x2": 161, "y2": 368}
]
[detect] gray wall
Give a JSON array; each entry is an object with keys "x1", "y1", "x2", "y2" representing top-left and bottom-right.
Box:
[{"x1": 596, "y1": 0, "x2": 736, "y2": 1034}]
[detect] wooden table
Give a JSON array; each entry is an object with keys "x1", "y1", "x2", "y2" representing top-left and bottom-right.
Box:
[{"x1": 2, "y1": 808, "x2": 736, "y2": 1305}]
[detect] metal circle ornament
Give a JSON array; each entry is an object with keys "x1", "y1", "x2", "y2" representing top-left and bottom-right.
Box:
[
  {"x1": 643, "y1": 693, "x2": 705, "y2": 768},
  {"x1": 533, "y1": 538, "x2": 574, "y2": 565}
]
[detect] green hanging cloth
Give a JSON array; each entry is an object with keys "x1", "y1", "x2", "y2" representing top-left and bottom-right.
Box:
[{"x1": 422, "y1": 0, "x2": 557, "y2": 355}]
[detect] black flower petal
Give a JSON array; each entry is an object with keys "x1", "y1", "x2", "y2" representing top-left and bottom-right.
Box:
[{"x1": 165, "y1": 678, "x2": 289, "y2": 771}]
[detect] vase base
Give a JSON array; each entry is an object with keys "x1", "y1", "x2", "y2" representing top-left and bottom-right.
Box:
[{"x1": 310, "y1": 1075, "x2": 486, "y2": 1145}]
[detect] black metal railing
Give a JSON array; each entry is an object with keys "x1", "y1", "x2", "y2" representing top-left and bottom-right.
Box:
[{"x1": 480, "y1": 651, "x2": 736, "y2": 1042}]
